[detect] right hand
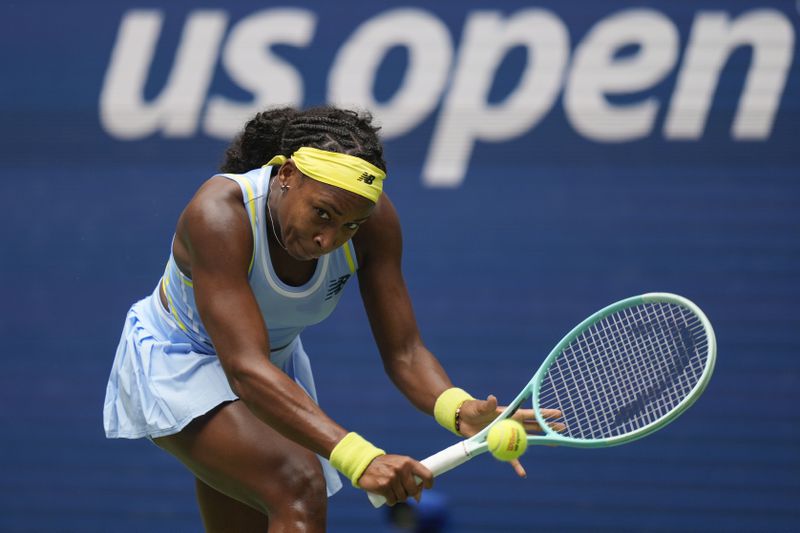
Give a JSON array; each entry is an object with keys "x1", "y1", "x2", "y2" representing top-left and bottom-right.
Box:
[
  {"x1": 459, "y1": 395, "x2": 564, "y2": 478},
  {"x1": 356, "y1": 454, "x2": 433, "y2": 506}
]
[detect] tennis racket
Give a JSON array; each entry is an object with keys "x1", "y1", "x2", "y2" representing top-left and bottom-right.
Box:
[{"x1": 368, "y1": 292, "x2": 716, "y2": 507}]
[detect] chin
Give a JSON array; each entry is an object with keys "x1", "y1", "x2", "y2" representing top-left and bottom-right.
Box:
[{"x1": 291, "y1": 244, "x2": 318, "y2": 261}]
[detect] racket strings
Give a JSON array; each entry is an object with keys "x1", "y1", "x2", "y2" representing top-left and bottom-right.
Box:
[{"x1": 537, "y1": 302, "x2": 709, "y2": 440}]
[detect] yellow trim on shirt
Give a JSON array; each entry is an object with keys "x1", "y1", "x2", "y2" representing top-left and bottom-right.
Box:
[
  {"x1": 164, "y1": 273, "x2": 189, "y2": 332},
  {"x1": 343, "y1": 241, "x2": 356, "y2": 273},
  {"x1": 241, "y1": 178, "x2": 258, "y2": 274},
  {"x1": 179, "y1": 271, "x2": 193, "y2": 288}
]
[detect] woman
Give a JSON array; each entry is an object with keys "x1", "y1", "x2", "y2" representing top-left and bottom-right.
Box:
[{"x1": 104, "y1": 106, "x2": 540, "y2": 531}]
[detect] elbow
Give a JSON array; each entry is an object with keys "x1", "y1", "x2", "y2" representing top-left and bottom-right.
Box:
[
  {"x1": 382, "y1": 349, "x2": 417, "y2": 383},
  {"x1": 224, "y1": 360, "x2": 263, "y2": 403},
  {"x1": 381, "y1": 342, "x2": 422, "y2": 374}
]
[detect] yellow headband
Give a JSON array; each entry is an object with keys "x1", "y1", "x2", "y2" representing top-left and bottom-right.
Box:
[{"x1": 266, "y1": 147, "x2": 386, "y2": 203}]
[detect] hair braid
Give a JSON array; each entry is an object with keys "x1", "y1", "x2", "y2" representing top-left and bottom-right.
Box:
[{"x1": 220, "y1": 106, "x2": 386, "y2": 173}]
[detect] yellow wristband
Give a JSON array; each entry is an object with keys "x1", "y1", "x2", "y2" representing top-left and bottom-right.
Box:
[
  {"x1": 329, "y1": 432, "x2": 386, "y2": 488},
  {"x1": 434, "y1": 387, "x2": 475, "y2": 436}
]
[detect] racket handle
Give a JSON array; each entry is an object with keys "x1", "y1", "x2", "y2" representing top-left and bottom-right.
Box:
[{"x1": 367, "y1": 441, "x2": 472, "y2": 508}]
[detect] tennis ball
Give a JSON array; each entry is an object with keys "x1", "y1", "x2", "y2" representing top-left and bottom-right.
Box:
[{"x1": 487, "y1": 419, "x2": 528, "y2": 461}]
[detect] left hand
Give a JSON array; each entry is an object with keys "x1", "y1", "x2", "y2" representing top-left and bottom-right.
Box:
[{"x1": 457, "y1": 395, "x2": 563, "y2": 478}]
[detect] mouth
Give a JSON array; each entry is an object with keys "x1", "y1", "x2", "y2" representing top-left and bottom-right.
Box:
[{"x1": 294, "y1": 244, "x2": 320, "y2": 261}]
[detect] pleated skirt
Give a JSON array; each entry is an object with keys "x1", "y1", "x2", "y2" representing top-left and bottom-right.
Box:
[{"x1": 103, "y1": 285, "x2": 342, "y2": 496}]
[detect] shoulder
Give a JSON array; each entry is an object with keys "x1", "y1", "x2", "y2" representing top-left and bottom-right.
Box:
[
  {"x1": 175, "y1": 175, "x2": 252, "y2": 267},
  {"x1": 181, "y1": 176, "x2": 246, "y2": 232},
  {"x1": 190, "y1": 175, "x2": 246, "y2": 210}
]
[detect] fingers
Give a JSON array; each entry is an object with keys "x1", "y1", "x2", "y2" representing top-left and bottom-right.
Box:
[
  {"x1": 360, "y1": 455, "x2": 432, "y2": 506},
  {"x1": 511, "y1": 408, "x2": 562, "y2": 421},
  {"x1": 483, "y1": 394, "x2": 498, "y2": 412},
  {"x1": 538, "y1": 409, "x2": 566, "y2": 433},
  {"x1": 540, "y1": 408, "x2": 563, "y2": 419},
  {"x1": 468, "y1": 396, "x2": 567, "y2": 436},
  {"x1": 396, "y1": 462, "x2": 431, "y2": 504},
  {"x1": 385, "y1": 484, "x2": 400, "y2": 507},
  {"x1": 411, "y1": 462, "x2": 434, "y2": 490},
  {"x1": 511, "y1": 408, "x2": 566, "y2": 433},
  {"x1": 465, "y1": 395, "x2": 498, "y2": 418},
  {"x1": 519, "y1": 419, "x2": 567, "y2": 433},
  {"x1": 389, "y1": 476, "x2": 411, "y2": 505},
  {"x1": 400, "y1": 474, "x2": 421, "y2": 503},
  {"x1": 510, "y1": 458, "x2": 527, "y2": 478}
]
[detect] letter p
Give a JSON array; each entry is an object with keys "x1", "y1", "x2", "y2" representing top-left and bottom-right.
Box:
[{"x1": 424, "y1": 10, "x2": 569, "y2": 187}]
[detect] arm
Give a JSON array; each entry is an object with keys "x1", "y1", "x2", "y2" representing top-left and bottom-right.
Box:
[
  {"x1": 353, "y1": 194, "x2": 453, "y2": 414},
  {"x1": 177, "y1": 177, "x2": 347, "y2": 457},
  {"x1": 354, "y1": 195, "x2": 534, "y2": 479}
]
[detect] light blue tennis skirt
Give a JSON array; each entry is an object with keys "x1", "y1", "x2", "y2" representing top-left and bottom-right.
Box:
[{"x1": 103, "y1": 285, "x2": 342, "y2": 496}]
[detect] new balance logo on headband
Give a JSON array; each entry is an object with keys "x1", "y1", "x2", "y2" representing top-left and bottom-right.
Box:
[{"x1": 357, "y1": 172, "x2": 375, "y2": 185}]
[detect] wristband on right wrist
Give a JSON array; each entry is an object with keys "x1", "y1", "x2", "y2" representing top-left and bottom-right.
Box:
[
  {"x1": 329, "y1": 432, "x2": 386, "y2": 488},
  {"x1": 434, "y1": 387, "x2": 475, "y2": 436}
]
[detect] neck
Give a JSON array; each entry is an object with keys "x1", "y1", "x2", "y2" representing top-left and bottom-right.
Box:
[{"x1": 266, "y1": 179, "x2": 288, "y2": 252}]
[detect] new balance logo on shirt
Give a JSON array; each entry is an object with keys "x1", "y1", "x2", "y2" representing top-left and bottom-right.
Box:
[{"x1": 325, "y1": 275, "x2": 351, "y2": 300}]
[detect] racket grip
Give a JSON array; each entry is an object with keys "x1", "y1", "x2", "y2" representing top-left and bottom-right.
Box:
[{"x1": 367, "y1": 441, "x2": 472, "y2": 508}]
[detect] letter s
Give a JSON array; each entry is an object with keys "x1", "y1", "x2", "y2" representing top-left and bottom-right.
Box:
[{"x1": 203, "y1": 9, "x2": 316, "y2": 139}]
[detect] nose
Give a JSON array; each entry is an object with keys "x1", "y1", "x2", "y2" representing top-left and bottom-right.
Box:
[{"x1": 313, "y1": 228, "x2": 336, "y2": 251}]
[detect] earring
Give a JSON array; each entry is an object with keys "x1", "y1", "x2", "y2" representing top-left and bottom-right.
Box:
[{"x1": 280, "y1": 183, "x2": 290, "y2": 192}]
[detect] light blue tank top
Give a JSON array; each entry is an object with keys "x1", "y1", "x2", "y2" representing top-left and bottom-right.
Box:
[{"x1": 160, "y1": 166, "x2": 359, "y2": 353}]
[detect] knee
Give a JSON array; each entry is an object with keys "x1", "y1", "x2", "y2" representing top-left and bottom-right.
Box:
[
  {"x1": 257, "y1": 455, "x2": 327, "y2": 520},
  {"x1": 280, "y1": 457, "x2": 327, "y2": 506}
]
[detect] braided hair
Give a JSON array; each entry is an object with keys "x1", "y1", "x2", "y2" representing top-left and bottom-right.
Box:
[{"x1": 220, "y1": 106, "x2": 386, "y2": 174}]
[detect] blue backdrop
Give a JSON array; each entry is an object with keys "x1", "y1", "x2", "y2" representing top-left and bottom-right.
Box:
[{"x1": 1, "y1": 1, "x2": 798, "y2": 531}]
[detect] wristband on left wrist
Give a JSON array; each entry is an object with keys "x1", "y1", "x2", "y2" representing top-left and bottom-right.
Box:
[{"x1": 434, "y1": 387, "x2": 475, "y2": 436}]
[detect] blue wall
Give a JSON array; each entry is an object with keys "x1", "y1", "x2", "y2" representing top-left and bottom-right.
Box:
[{"x1": 1, "y1": 1, "x2": 798, "y2": 531}]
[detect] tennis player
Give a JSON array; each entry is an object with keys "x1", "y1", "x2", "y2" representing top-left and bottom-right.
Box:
[{"x1": 103, "y1": 106, "x2": 534, "y2": 531}]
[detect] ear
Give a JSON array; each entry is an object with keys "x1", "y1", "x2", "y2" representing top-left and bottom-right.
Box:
[{"x1": 277, "y1": 159, "x2": 299, "y2": 187}]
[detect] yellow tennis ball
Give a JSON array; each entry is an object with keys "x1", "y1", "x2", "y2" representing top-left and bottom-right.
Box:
[{"x1": 487, "y1": 419, "x2": 528, "y2": 461}]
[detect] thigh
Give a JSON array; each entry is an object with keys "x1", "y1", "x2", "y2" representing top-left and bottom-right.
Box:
[{"x1": 154, "y1": 400, "x2": 327, "y2": 522}]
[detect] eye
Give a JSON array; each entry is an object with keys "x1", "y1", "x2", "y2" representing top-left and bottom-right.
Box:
[
  {"x1": 344, "y1": 222, "x2": 360, "y2": 231},
  {"x1": 315, "y1": 208, "x2": 330, "y2": 220}
]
